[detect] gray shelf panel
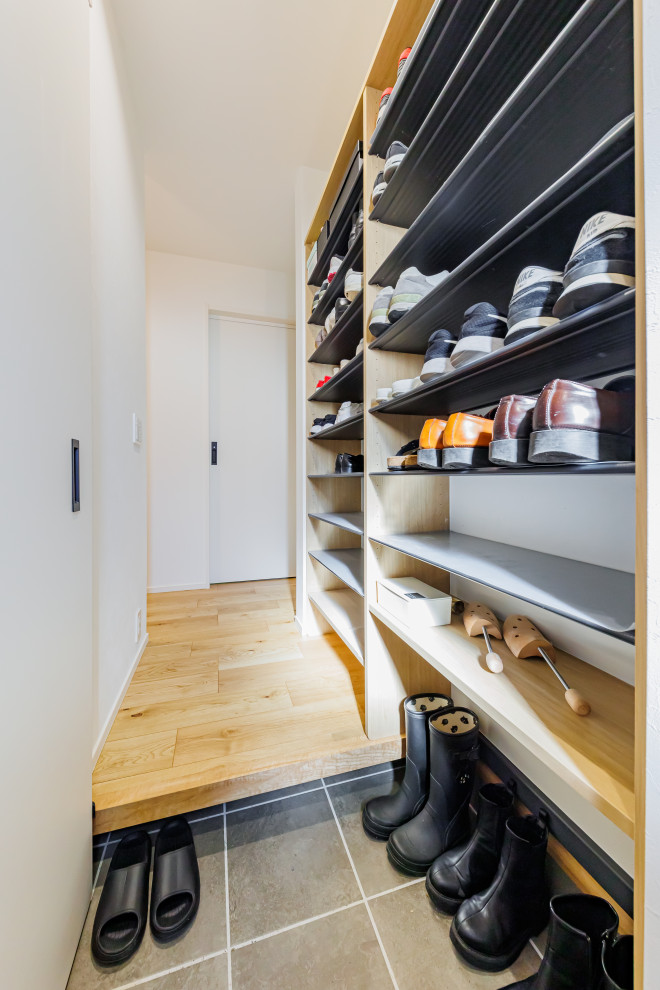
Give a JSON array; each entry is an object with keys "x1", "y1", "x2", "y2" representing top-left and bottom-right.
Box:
[
  {"x1": 308, "y1": 238, "x2": 363, "y2": 327},
  {"x1": 370, "y1": 462, "x2": 635, "y2": 477},
  {"x1": 370, "y1": 530, "x2": 634, "y2": 643},
  {"x1": 308, "y1": 352, "x2": 364, "y2": 403},
  {"x1": 308, "y1": 548, "x2": 364, "y2": 598},
  {"x1": 308, "y1": 473, "x2": 364, "y2": 479},
  {"x1": 309, "y1": 512, "x2": 364, "y2": 535},
  {"x1": 309, "y1": 293, "x2": 363, "y2": 366},
  {"x1": 371, "y1": 0, "x2": 586, "y2": 227},
  {"x1": 371, "y1": 0, "x2": 633, "y2": 284},
  {"x1": 308, "y1": 413, "x2": 364, "y2": 441}
]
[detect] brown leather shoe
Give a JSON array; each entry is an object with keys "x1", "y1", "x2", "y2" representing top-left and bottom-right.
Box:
[
  {"x1": 442, "y1": 413, "x2": 494, "y2": 470},
  {"x1": 489, "y1": 395, "x2": 538, "y2": 467},
  {"x1": 418, "y1": 419, "x2": 448, "y2": 470},
  {"x1": 528, "y1": 377, "x2": 635, "y2": 463}
]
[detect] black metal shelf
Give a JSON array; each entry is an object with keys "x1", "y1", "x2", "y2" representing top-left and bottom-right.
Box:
[
  {"x1": 371, "y1": 0, "x2": 633, "y2": 286},
  {"x1": 370, "y1": 462, "x2": 634, "y2": 477},
  {"x1": 309, "y1": 512, "x2": 364, "y2": 536},
  {"x1": 370, "y1": 531, "x2": 634, "y2": 643},
  {"x1": 308, "y1": 549, "x2": 364, "y2": 597},
  {"x1": 309, "y1": 352, "x2": 363, "y2": 403},
  {"x1": 368, "y1": 0, "x2": 493, "y2": 158},
  {"x1": 369, "y1": 291, "x2": 634, "y2": 417},
  {"x1": 307, "y1": 171, "x2": 363, "y2": 287},
  {"x1": 308, "y1": 413, "x2": 363, "y2": 441},
  {"x1": 370, "y1": 0, "x2": 587, "y2": 228},
  {"x1": 308, "y1": 238, "x2": 363, "y2": 327},
  {"x1": 309, "y1": 293, "x2": 363, "y2": 366},
  {"x1": 369, "y1": 116, "x2": 634, "y2": 354},
  {"x1": 308, "y1": 473, "x2": 364, "y2": 479}
]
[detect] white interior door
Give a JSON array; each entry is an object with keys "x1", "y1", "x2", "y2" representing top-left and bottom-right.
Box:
[
  {"x1": 209, "y1": 315, "x2": 295, "y2": 583},
  {"x1": 1, "y1": 2, "x2": 93, "y2": 987}
]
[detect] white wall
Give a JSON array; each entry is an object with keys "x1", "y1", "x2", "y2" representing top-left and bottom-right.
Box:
[
  {"x1": 0, "y1": 2, "x2": 93, "y2": 986},
  {"x1": 90, "y1": 0, "x2": 147, "y2": 760},
  {"x1": 147, "y1": 251, "x2": 294, "y2": 591}
]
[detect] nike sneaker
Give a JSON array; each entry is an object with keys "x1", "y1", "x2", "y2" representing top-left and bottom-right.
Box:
[
  {"x1": 505, "y1": 267, "x2": 563, "y2": 346},
  {"x1": 553, "y1": 212, "x2": 635, "y2": 319}
]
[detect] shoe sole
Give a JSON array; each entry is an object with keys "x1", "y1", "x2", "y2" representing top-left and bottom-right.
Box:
[
  {"x1": 386, "y1": 839, "x2": 432, "y2": 877},
  {"x1": 488, "y1": 438, "x2": 532, "y2": 467},
  {"x1": 420, "y1": 357, "x2": 452, "y2": 381},
  {"x1": 442, "y1": 447, "x2": 492, "y2": 470},
  {"x1": 361, "y1": 809, "x2": 395, "y2": 841},
  {"x1": 449, "y1": 918, "x2": 545, "y2": 972},
  {"x1": 418, "y1": 449, "x2": 443, "y2": 470},
  {"x1": 553, "y1": 273, "x2": 635, "y2": 319},
  {"x1": 505, "y1": 315, "x2": 559, "y2": 347},
  {"x1": 528, "y1": 428, "x2": 634, "y2": 464},
  {"x1": 425, "y1": 873, "x2": 462, "y2": 915}
]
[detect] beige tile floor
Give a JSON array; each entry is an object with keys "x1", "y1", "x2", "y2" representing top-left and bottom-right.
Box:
[{"x1": 68, "y1": 764, "x2": 541, "y2": 990}]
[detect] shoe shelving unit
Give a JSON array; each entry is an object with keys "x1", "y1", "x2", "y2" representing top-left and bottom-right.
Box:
[{"x1": 299, "y1": 0, "x2": 644, "y2": 977}]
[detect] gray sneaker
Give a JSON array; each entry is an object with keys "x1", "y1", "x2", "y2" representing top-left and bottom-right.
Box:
[
  {"x1": 369, "y1": 286, "x2": 394, "y2": 336},
  {"x1": 388, "y1": 267, "x2": 449, "y2": 323}
]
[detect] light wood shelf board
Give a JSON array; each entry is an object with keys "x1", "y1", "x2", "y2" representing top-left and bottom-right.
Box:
[
  {"x1": 309, "y1": 588, "x2": 365, "y2": 663},
  {"x1": 370, "y1": 603, "x2": 634, "y2": 836}
]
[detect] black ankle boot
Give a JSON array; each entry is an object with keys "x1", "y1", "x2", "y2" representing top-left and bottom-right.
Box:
[
  {"x1": 451, "y1": 812, "x2": 549, "y2": 971},
  {"x1": 602, "y1": 933, "x2": 634, "y2": 990},
  {"x1": 426, "y1": 781, "x2": 515, "y2": 914},
  {"x1": 499, "y1": 893, "x2": 620, "y2": 988},
  {"x1": 362, "y1": 693, "x2": 452, "y2": 840},
  {"x1": 386, "y1": 707, "x2": 479, "y2": 876}
]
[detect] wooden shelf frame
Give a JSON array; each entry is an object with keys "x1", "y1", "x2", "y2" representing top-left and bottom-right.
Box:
[{"x1": 299, "y1": 0, "x2": 642, "y2": 975}]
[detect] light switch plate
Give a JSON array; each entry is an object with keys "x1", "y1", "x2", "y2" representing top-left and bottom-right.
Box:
[{"x1": 132, "y1": 413, "x2": 143, "y2": 445}]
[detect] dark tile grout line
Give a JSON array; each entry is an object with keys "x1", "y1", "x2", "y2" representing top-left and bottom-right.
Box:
[
  {"x1": 94, "y1": 765, "x2": 399, "y2": 852},
  {"x1": 320, "y1": 778, "x2": 401, "y2": 990},
  {"x1": 91, "y1": 773, "x2": 545, "y2": 990}
]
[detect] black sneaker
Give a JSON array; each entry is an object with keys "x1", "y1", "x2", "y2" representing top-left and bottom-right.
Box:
[
  {"x1": 348, "y1": 207, "x2": 364, "y2": 251},
  {"x1": 372, "y1": 171, "x2": 388, "y2": 206},
  {"x1": 311, "y1": 288, "x2": 321, "y2": 313},
  {"x1": 420, "y1": 329, "x2": 456, "y2": 382},
  {"x1": 553, "y1": 212, "x2": 635, "y2": 319},
  {"x1": 310, "y1": 418, "x2": 326, "y2": 436},
  {"x1": 450, "y1": 303, "x2": 507, "y2": 369},
  {"x1": 334, "y1": 297, "x2": 351, "y2": 323},
  {"x1": 334, "y1": 453, "x2": 364, "y2": 474},
  {"x1": 505, "y1": 266, "x2": 563, "y2": 346},
  {"x1": 383, "y1": 142, "x2": 408, "y2": 183}
]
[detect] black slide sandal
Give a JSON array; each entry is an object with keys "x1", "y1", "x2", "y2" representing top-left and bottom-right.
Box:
[
  {"x1": 91, "y1": 830, "x2": 151, "y2": 966},
  {"x1": 150, "y1": 817, "x2": 200, "y2": 942}
]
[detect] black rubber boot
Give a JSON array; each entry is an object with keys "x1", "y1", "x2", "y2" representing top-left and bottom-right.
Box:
[
  {"x1": 362, "y1": 693, "x2": 452, "y2": 840},
  {"x1": 451, "y1": 812, "x2": 550, "y2": 971},
  {"x1": 386, "y1": 707, "x2": 479, "y2": 876},
  {"x1": 498, "y1": 893, "x2": 620, "y2": 988},
  {"x1": 602, "y1": 933, "x2": 634, "y2": 990},
  {"x1": 426, "y1": 781, "x2": 515, "y2": 914}
]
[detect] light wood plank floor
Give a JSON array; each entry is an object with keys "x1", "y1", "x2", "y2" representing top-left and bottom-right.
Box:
[{"x1": 92, "y1": 578, "x2": 402, "y2": 834}]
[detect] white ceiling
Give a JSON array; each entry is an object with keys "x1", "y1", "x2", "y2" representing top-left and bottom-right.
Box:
[{"x1": 111, "y1": 0, "x2": 394, "y2": 274}]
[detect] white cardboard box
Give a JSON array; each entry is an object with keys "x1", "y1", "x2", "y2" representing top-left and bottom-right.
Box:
[{"x1": 377, "y1": 577, "x2": 452, "y2": 628}]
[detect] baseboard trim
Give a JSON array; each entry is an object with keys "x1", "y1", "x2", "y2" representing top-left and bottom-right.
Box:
[
  {"x1": 294, "y1": 614, "x2": 303, "y2": 634},
  {"x1": 93, "y1": 632, "x2": 149, "y2": 768},
  {"x1": 147, "y1": 582, "x2": 211, "y2": 593}
]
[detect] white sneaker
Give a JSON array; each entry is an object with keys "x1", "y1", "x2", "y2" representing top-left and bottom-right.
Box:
[
  {"x1": 388, "y1": 268, "x2": 449, "y2": 322},
  {"x1": 355, "y1": 338, "x2": 364, "y2": 356},
  {"x1": 336, "y1": 401, "x2": 363, "y2": 424},
  {"x1": 345, "y1": 269, "x2": 363, "y2": 301},
  {"x1": 375, "y1": 387, "x2": 393, "y2": 402},
  {"x1": 391, "y1": 378, "x2": 416, "y2": 397}
]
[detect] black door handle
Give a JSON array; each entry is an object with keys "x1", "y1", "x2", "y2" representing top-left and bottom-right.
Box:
[{"x1": 211, "y1": 442, "x2": 217, "y2": 465}]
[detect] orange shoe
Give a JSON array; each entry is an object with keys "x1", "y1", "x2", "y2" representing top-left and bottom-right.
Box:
[
  {"x1": 442, "y1": 413, "x2": 494, "y2": 470},
  {"x1": 418, "y1": 419, "x2": 448, "y2": 470}
]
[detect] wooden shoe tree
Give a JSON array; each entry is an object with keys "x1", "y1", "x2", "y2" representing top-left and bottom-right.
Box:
[
  {"x1": 503, "y1": 615, "x2": 591, "y2": 716},
  {"x1": 463, "y1": 603, "x2": 504, "y2": 673}
]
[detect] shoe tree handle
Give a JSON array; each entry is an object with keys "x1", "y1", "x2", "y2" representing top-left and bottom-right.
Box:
[
  {"x1": 503, "y1": 615, "x2": 555, "y2": 659},
  {"x1": 463, "y1": 602, "x2": 502, "y2": 639},
  {"x1": 538, "y1": 648, "x2": 591, "y2": 717}
]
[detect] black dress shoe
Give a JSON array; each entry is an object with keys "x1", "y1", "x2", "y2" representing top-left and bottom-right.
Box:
[{"x1": 334, "y1": 453, "x2": 363, "y2": 474}]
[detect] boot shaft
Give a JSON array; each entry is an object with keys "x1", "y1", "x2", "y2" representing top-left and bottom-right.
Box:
[
  {"x1": 602, "y1": 934, "x2": 633, "y2": 990},
  {"x1": 426, "y1": 708, "x2": 479, "y2": 840},
  {"x1": 463, "y1": 782, "x2": 515, "y2": 866},
  {"x1": 533, "y1": 894, "x2": 619, "y2": 989},
  {"x1": 401, "y1": 694, "x2": 452, "y2": 800}
]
